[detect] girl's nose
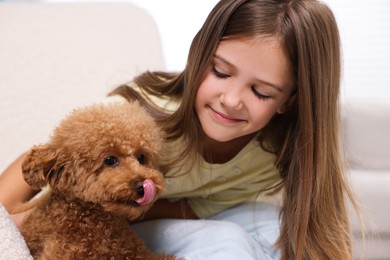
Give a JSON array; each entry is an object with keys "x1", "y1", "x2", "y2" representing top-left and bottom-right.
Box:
[{"x1": 219, "y1": 88, "x2": 243, "y2": 110}]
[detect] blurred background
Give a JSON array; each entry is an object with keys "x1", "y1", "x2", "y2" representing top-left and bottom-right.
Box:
[{"x1": 2, "y1": 0, "x2": 389, "y2": 102}]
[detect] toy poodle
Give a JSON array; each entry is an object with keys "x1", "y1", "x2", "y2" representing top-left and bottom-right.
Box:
[{"x1": 17, "y1": 101, "x2": 175, "y2": 259}]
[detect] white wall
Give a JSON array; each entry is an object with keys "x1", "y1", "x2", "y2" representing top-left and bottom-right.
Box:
[
  {"x1": 124, "y1": 1, "x2": 219, "y2": 73},
  {"x1": 323, "y1": 0, "x2": 390, "y2": 101},
  {"x1": 6, "y1": 0, "x2": 390, "y2": 101}
]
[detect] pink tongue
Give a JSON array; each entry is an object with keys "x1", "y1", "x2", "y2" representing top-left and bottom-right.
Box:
[{"x1": 135, "y1": 179, "x2": 157, "y2": 205}]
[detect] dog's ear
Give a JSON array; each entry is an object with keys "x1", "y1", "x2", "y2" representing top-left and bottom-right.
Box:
[{"x1": 22, "y1": 144, "x2": 59, "y2": 190}]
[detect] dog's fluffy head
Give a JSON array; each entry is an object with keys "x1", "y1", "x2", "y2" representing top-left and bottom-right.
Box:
[{"x1": 22, "y1": 101, "x2": 164, "y2": 218}]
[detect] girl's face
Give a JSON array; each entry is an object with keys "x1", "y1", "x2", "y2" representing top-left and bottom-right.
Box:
[{"x1": 195, "y1": 37, "x2": 295, "y2": 143}]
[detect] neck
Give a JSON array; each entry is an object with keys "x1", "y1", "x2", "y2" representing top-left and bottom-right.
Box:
[{"x1": 202, "y1": 133, "x2": 255, "y2": 164}]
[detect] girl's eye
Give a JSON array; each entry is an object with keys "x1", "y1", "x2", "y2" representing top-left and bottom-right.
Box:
[
  {"x1": 212, "y1": 66, "x2": 230, "y2": 79},
  {"x1": 251, "y1": 86, "x2": 271, "y2": 100},
  {"x1": 137, "y1": 154, "x2": 146, "y2": 165},
  {"x1": 104, "y1": 156, "x2": 118, "y2": 166}
]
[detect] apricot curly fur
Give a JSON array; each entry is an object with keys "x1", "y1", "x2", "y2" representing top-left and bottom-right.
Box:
[{"x1": 18, "y1": 102, "x2": 175, "y2": 259}]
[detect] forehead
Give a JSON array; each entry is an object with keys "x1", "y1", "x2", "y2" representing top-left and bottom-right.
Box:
[{"x1": 215, "y1": 37, "x2": 294, "y2": 91}]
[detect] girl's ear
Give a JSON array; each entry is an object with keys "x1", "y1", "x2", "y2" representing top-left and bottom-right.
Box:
[
  {"x1": 277, "y1": 94, "x2": 296, "y2": 114},
  {"x1": 21, "y1": 144, "x2": 57, "y2": 190}
]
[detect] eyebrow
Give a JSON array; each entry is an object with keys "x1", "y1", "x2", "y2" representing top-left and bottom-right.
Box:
[{"x1": 213, "y1": 55, "x2": 284, "y2": 92}]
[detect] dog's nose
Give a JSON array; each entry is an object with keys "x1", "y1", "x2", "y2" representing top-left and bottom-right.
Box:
[{"x1": 135, "y1": 181, "x2": 144, "y2": 197}]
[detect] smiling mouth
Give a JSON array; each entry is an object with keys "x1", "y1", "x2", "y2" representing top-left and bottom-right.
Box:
[{"x1": 208, "y1": 106, "x2": 244, "y2": 123}]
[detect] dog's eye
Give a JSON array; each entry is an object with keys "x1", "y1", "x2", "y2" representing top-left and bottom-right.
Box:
[
  {"x1": 104, "y1": 156, "x2": 118, "y2": 166},
  {"x1": 137, "y1": 154, "x2": 145, "y2": 165}
]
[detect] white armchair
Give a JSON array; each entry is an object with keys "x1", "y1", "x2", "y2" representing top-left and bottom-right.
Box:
[{"x1": 0, "y1": 2, "x2": 165, "y2": 174}]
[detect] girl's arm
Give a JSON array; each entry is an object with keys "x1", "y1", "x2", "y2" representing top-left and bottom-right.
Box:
[{"x1": 0, "y1": 153, "x2": 39, "y2": 211}]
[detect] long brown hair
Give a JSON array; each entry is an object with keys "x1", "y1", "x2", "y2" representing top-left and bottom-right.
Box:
[{"x1": 111, "y1": 0, "x2": 356, "y2": 259}]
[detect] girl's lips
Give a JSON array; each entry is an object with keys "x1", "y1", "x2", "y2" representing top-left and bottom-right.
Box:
[{"x1": 208, "y1": 106, "x2": 243, "y2": 123}]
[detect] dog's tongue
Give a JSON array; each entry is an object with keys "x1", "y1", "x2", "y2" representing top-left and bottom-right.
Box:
[{"x1": 135, "y1": 179, "x2": 157, "y2": 205}]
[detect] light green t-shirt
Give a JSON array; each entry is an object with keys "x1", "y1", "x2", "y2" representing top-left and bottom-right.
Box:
[
  {"x1": 162, "y1": 138, "x2": 281, "y2": 218},
  {"x1": 107, "y1": 83, "x2": 282, "y2": 218}
]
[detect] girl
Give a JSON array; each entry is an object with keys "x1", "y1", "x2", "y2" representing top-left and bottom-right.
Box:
[{"x1": 0, "y1": 0, "x2": 357, "y2": 259}]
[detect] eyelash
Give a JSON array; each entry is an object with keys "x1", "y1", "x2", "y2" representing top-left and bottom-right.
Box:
[
  {"x1": 212, "y1": 66, "x2": 230, "y2": 79},
  {"x1": 212, "y1": 66, "x2": 270, "y2": 100},
  {"x1": 251, "y1": 86, "x2": 271, "y2": 100}
]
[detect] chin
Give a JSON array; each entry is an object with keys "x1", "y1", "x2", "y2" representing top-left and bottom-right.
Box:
[{"x1": 204, "y1": 131, "x2": 242, "y2": 143}]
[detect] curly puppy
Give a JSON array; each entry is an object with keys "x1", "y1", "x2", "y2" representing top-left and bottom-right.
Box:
[{"x1": 18, "y1": 102, "x2": 174, "y2": 260}]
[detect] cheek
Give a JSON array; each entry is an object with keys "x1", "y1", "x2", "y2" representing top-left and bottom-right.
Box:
[
  {"x1": 251, "y1": 112, "x2": 273, "y2": 130},
  {"x1": 248, "y1": 102, "x2": 280, "y2": 128}
]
